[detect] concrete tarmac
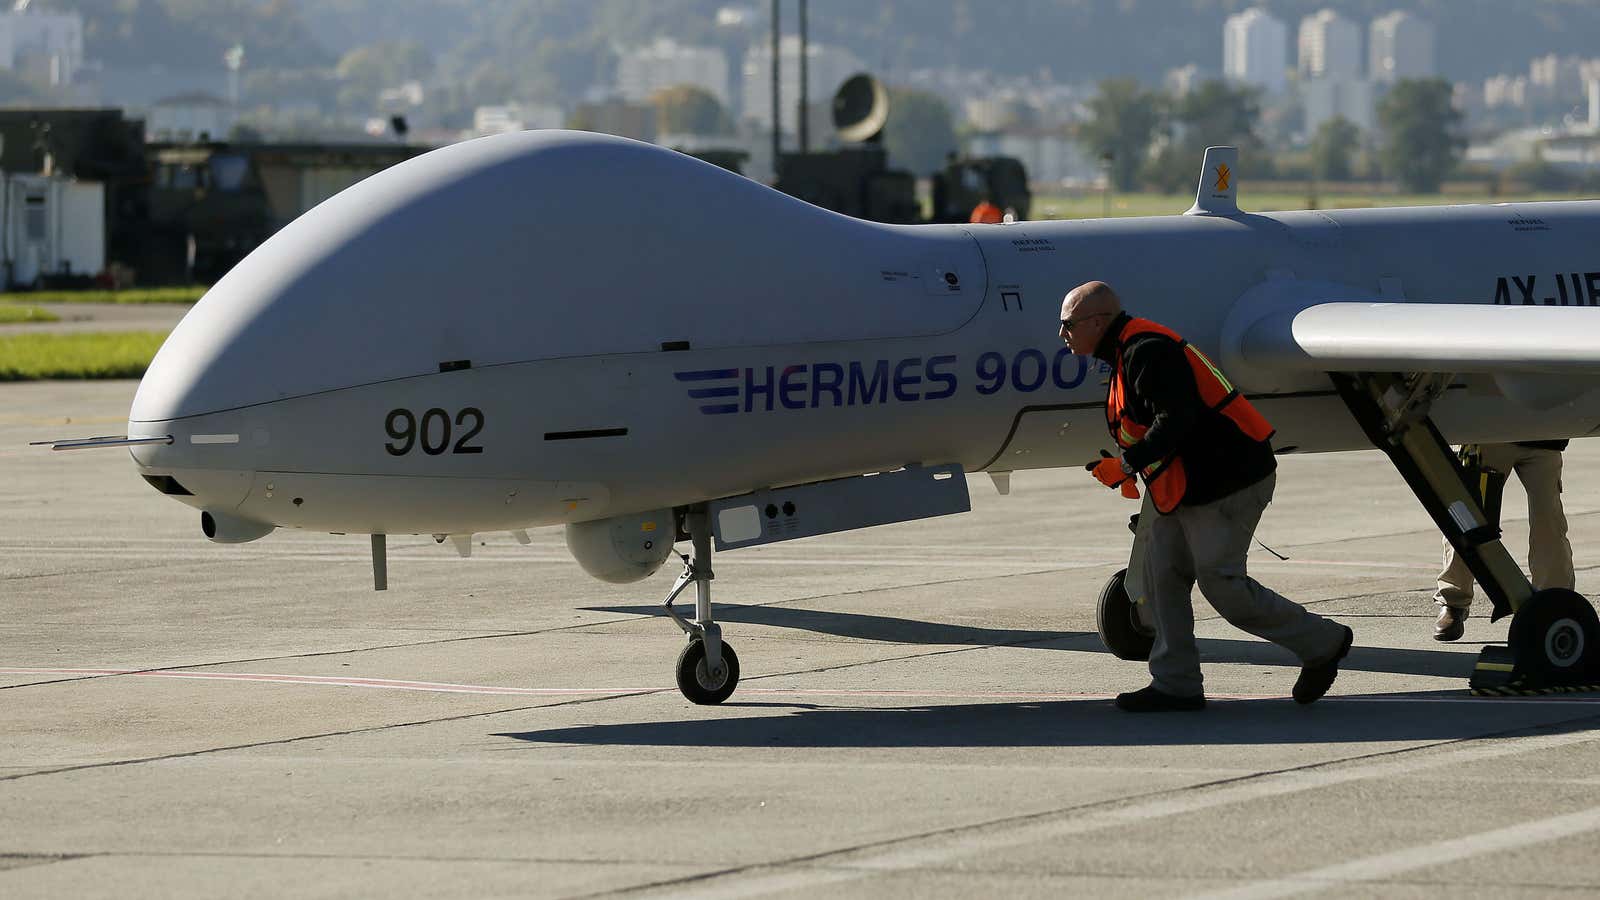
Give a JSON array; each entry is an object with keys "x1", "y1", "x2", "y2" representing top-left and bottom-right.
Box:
[{"x1": 4, "y1": 380, "x2": 1600, "y2": 899}]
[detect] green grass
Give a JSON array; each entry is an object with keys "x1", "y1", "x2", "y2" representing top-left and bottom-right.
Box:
[
  {"x1": 1033, "y1": 188, "x2": 1597, "y2": 220},
  {"x1": 0, "y1": 331, "x2": 167, "y2": 380},
  {"x1": 0, "y1": 286, "x2": 206, "y2": 304},
  {"x1": 0, "y1": 305, "x2": 59, "y2": 323}
]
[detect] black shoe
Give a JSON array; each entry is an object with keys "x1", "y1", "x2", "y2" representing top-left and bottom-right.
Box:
[
  {"x1": 1434, "y1": 606, "x2": 1467, "y2": 642},
  {"x1": 1293, "y1": 625, "x2": 1354, "y2": 705},
  {"x1": 1115, "y1": 685, "x2": 1206, "y2": 712}
]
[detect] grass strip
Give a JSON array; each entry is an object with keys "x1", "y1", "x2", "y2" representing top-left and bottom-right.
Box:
[
  {"x1": 1032, "y1": 189, "x2": 1596, "y2": 219},
  {"x1": 0, "y1": 286, "x2": 206, "y2": 304},
  {"x1": 0, "y1": 306, "x2": 59, "y2": 324},
  {"x1": 0, "y1": 331, "x2": 167, "y2": 380}
]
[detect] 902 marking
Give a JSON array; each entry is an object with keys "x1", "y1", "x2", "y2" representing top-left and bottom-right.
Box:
[{"x1": 385, "y1": 408, "x2": 485, "y2": 456}]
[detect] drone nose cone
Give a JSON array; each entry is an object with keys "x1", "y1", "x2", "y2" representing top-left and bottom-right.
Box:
[
  {"x1": 130, "y1": 278, "x2": 287, "y2": 423},
  {"x1": 129, "y1": 309, "x2": 227, "y2": 423}
]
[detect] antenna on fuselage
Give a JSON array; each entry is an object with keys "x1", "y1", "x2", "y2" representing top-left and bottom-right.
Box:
[{"x1": 1185, "y1": 146, "x2": 1240, "y2": 217}]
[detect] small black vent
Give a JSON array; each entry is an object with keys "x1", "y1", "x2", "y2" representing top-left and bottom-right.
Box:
[
  {"x1": 660, "y1": 341, "x2": 691, "y2": 352},
  {"x1": 142, "y1": 474, "x2": 193, "y2": 496},
  {"x1": 439, "y1": 359, "x2": 472, "y2": 373},
  {"x1": 544, "y1": 428, "x2": 628, "y2": 441}
]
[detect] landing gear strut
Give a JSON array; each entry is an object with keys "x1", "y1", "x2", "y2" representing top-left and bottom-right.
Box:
[
  {"x1": 661, "y1": 505, "x2": 740, "y2": 704},
  {"x1": 1333, "y1": 371, "x2": 1600, "y2": 693}
]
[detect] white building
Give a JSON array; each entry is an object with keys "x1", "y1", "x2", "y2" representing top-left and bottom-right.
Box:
[
  {"x1": 1484, "y1": 75, "x2": 1529, "y2": 110},
  {"x1": 1370, "y1": 11, "x2": 1435, "y2": 84},
  {"x1": 617, "y1": 38, "x2": 731, "y2": 109},
  {"x1": 1223, "y1": 8, "x2": 1288, "y2": 95},
  {"x1": 377, "y1": 81, "x2": 424, "y2": 113},
  {"x1": 0, "y1": 6, "x2": 83, "y2": 85},
  {"x1": 1298, "y1": 9, "x2": 1361, "y2": 80},
  {"x1": 1, "y1": 173, "x2": 103, "y2": 286},
  {"x1": 1529, "y1": 54, "x2": 1600, "y2": 101},
  {"x1": 741, "y1": 35, "x2": 863, "y2": 133},
  {"x1": 472, "y1": 103, "x2": 565, "y2": 136}
]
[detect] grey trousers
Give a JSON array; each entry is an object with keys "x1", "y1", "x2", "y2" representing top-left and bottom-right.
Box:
[
  {"x1": 1436, "y1": 443, "x2": 1573, "y2": 610},
  {"x1": 1143, "y1": 472, "x2": 1346, "y2": 697}
]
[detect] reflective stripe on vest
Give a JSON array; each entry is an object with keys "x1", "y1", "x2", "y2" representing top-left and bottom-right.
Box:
[{"x1": 1105, "y1": 318, "x2": 1275, "y2": 514}]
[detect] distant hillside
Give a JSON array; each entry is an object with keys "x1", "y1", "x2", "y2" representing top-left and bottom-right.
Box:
[{"x1": 34, "y1": 0, "x2": 328, "y2": 69}]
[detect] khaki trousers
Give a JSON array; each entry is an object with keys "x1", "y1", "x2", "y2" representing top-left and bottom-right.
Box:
[
  {"x1": 1143, "y1": 472, "x2": 1346, "y2": 696},
  {"x1": 1436, "y1": 443, "x2": 1573, "y2": 610}
]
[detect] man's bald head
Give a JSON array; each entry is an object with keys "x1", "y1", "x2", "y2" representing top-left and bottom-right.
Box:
[
  {"x1": 1058, "y1": 281, "x2": 1124, "y2": 355},
  {"x1": 1062, "y1": 281, "x2": 1122, "y2": 320}
]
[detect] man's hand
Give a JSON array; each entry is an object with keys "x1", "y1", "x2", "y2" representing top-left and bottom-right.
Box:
[{"x1": 1086, "y1": 451, "x2": 1140, "y2": 499}]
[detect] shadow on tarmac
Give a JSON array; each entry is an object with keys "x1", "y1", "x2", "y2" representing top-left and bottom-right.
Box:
[
  {"x1": 589, "y1": 604, "x2": 1478, "y2": 679},
  {"x1": 495, "y1": 690, "x2": 1600, "y2": 748}
]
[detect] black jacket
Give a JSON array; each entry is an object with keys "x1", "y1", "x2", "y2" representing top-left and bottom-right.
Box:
[{"x1": 1095, "y1": 313, "x2": 1276, "y2": 507}]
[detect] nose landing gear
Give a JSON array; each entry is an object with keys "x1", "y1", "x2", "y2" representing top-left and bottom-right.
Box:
[
  {"x1": 660, "y1": 505, "x2": 740, "y2": 704},
  {"x1": 676, "y1": 638, "x2": 740, "y2": 705}
]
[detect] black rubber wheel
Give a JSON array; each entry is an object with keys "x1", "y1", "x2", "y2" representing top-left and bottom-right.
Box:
[
  {"x1": 676, "y1": 639, "x2": 740, "y2": 705},
  {"x1": 1097, "y1": 568, "x2": 1154, "y2": 661},
  {"x1": 1508, "y1": 588, "x2": 1600, "y2": 681}
]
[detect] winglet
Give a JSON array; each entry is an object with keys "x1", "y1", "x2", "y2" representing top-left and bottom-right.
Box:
[{"x1": 1184, "y1": 146, "x2": 1239, "y2": 217}]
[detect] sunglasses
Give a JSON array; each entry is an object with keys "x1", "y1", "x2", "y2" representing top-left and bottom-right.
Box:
[{"x1": 1060, "y1": 312, "x2": 1110, "y2": 331}]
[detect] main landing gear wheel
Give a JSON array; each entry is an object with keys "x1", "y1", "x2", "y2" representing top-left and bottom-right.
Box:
[
  {"x1": 676, "y1": 639, "x2": 740, "y2": 705},
  {"x1": 1508, "y1": 588, "x2": 1600, "y2": 682},
  {"x1": 1097, "y1": 568, "x2": 1154, "y2": 661}
]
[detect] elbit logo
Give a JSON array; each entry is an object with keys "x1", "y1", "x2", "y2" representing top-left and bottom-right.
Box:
[{"x1": 1214, "y1": 163, "x2": 1231, "y2": 192}]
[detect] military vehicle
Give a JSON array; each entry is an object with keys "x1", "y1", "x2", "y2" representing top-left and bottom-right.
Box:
[
  {"x1": 772, "y1": 73, "x2": 1028, "y2": 225},
  {"x1": 929, "y1": 153, "x2": 1031, "y2": 224}
]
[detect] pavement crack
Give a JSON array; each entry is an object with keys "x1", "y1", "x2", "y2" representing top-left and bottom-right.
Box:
[
  {"x1": 0, "y1": 848, "x2": 700, "y2": 868},
  {"x1": 0, "y1": 690, "x2": 666, "y2": 785},
  {"x1": 0, "y1": 852, "x2": 87, "y2": 873}
]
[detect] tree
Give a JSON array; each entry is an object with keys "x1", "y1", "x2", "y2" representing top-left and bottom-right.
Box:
[
  {"x1": 650, "y1": 85, "x2": 732, "y2": 135},
  {"x1": 1139, "y1": 80, "x2": 1266, "y2": 193},
  {"x1": 1377, "y1": 78, "x2": 1466, "y2": 193},
  {"x1": 1309, "y1": 116, "x2": 1360, "y2": 182},
  {"x1": 335, "y1": 40, "x2": 434, "y2": 89},
  {"x1": 883, "y1": 88, "x2": 957, "y2": 176},
  {"x1": 1078, "y1": 78, "x2": 1163, "y2": 192}
]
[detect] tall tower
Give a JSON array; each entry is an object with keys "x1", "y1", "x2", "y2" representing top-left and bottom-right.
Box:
[
  {"x1": 1370, "y1": 10, "x2": 1436, "y2": 83},
  {"x1": 1298, "y1": 9, "x2": 1361, "y2": 80},
  {"x1": 1224, "y1": 7, "x2": 1288, "y2": 95}
]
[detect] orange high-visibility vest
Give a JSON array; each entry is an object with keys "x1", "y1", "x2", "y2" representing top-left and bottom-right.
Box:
[{"x1": 1105, "y1": 318, "x2": 1275, "y2": 514}]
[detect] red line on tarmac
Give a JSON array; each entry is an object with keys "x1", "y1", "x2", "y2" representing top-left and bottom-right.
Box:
[{"x1": 6, "y1": 667, "x2": 1600, "y2": 704}]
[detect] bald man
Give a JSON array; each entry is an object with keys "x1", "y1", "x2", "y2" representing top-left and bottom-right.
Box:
[{"x1": 1062, "y1": 281, "x2": 1353, "y2": 711}]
